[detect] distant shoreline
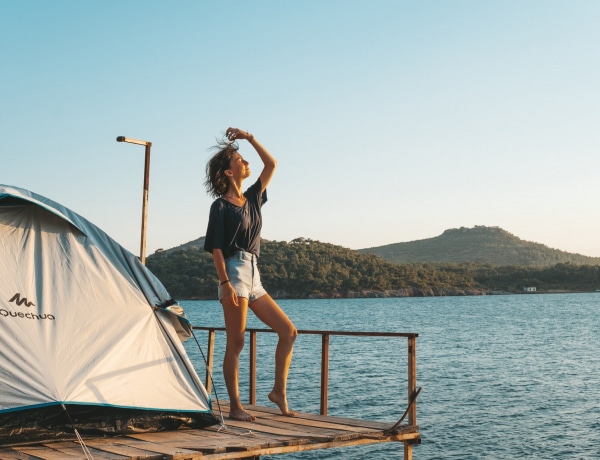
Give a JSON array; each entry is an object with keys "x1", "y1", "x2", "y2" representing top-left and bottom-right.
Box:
[{"x1": 179, "y1": 288, "x2": 597, "y2": 302}]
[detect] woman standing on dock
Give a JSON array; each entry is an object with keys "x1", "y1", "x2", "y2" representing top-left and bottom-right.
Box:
[{"x1": 204, "y1": 128, "x2": 297, "y2": 422}]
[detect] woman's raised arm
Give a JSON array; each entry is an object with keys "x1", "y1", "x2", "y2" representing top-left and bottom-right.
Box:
[{"x1": 226, "y1": 127, "x2": 277, "y2": 191}]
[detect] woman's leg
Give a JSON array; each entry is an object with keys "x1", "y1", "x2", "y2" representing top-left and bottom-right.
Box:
[
  {"x1": 249, "y1": 294, "x2": 298, "y2": 416},
  {"x1": 221, "y1": 296, "x2": 255, "y2": 421}
]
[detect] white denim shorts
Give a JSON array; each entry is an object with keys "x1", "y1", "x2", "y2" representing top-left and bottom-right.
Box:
[{"x1": 219, "y1": 250, "x2": 267, "y2": 302}]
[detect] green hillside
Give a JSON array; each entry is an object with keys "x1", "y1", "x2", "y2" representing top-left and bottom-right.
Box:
[
  {"x1": 148, "y1": 237, "x2": 487, "y2": 299},
  {"x1": 359, "y1": 226, "x2": 600, "y2": 267},
  {"x1": 146, "y1": 233, "x2": 600, "y2": 299}
]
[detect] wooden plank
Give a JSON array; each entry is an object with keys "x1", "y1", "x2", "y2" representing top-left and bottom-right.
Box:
[
  {"x1": 84, "y1": 439, "x2": 169, "y2": 459},
  {"x1": 40, "y1": 441, "x2": 129, "y2": 459},
  {"x1": 13, "y1": 444, "x2": 125, "y2": 460},
  {"x1": 228, "y1": 416, "x2": 363, "y2": 442},
  {"x1": 197, "y1": 433, "x2": 417, "y2": 460},
  {"x1": 229, "y1": 403, "x2": 401, "y2": 431},
  {"x1": 107, "y1": 436, "x2": 203, "y2": 460},
  {"x1": 245, "y1": 407, "x2": 389, "y2": 434},
  {"x1": 221, "y1": 418, "x2": 333, "y2": 442},
  {"x1": 183, "y1": 427, "x2": 310, "y2": 452},
  {"x1": 11, "y1": 446, "x2": 79, "y2": 460},
  {"x1": 0, "y1": 448, "x2": 40, "y2": 459},
  {"x1": 124, "y1": 426, "x2": 311, "y2": 457},
  {"x1": 119, "y1": 429, "x2": 277, "y2": 454}
]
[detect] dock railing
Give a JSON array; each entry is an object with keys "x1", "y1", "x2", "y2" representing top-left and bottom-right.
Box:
[{"x1": 192, "y1": 327, "x2": 419, "y2": 428}]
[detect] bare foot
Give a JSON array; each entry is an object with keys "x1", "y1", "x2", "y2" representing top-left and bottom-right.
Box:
[
  {"x1": 228, "y1": 407, "x2": 256, "y2": 422},
  {"x1": 269, "y1": 391, "x2": 297, "y2": 417}
]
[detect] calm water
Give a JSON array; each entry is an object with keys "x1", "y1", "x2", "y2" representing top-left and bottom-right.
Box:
[{"x1": 181, "y1": 294, "x2": 600, "y2": 459}]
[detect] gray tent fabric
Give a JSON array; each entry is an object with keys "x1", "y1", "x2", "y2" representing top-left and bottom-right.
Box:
[{"x1": 0, "y1": 184, "x2": 217, "y2": 442}]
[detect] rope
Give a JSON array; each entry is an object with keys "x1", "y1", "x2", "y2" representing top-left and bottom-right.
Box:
[
  {"x1": 61, "y1": 404, "x2": 94, "y2": 460},
  {"x1": 386, "y1": 386, "x2": 422, "y2": 434},
  {"x1": 190, "y1": 329, "x2": 227, "y2": 429},
  {"x1": 215, "y1": 424, "x2": 255, "y2": 437}
]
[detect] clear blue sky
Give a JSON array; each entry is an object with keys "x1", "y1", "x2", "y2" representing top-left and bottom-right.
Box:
[{"x1": 2, "y1": 1, "x2": 599, "y2": 257}]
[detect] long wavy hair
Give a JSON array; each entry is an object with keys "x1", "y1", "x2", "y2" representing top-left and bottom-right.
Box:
[{"x1": 204, "y1": 139, "x2": 239, "y2": 198}]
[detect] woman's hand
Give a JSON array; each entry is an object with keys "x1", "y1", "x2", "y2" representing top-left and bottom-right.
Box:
[
  {"x1": 226, "y1": 127, "x2": 254, "y2": 142},
  {"x1": 221, "y1": 282, "x2": 239, "y2": 307},
  {"x1": 211, "y1": 249, "x2": 239, "y2": 307}
]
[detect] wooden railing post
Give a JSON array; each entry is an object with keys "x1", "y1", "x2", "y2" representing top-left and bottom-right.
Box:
[
  {"x1": 407, "y1": 336, "x2": 417, "y2": 426},
  {"x1": 320, "y1": 333, "x2": 330, "y2": 415},
  {"x1": 205, "y1": 329, "x2": 215, "y2": 393},
  {"x1": 249, "y1": 330, "x2": 257, "y2": 405}
]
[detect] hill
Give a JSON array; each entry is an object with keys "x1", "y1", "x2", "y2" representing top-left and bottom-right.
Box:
[
  {"x1": 146, "y1": 234, "x2": 600, "y2": 299},
  {"x1": 358, "y1": 226, "x2": 600, "y2": 267},
  {"x1": 147, "y1": 237, "x2": 487, "y2": 299},
  {"x1": 155, "y1": 237, "x2": 206, "y2": 254}
]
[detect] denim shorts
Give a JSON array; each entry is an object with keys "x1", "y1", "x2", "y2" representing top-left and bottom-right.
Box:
[{"x1": 219, "y1": 251, "x2": 267, "y2": 302}]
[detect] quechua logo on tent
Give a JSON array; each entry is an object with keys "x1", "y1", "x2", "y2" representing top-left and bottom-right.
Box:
[{"x1": 1, "y1": 293, "x2": 55, "y2": 321}]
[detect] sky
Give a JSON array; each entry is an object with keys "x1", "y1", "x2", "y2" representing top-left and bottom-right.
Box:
[{"x1": 2, "y1": 1, "x2": 600, "y2": 258}]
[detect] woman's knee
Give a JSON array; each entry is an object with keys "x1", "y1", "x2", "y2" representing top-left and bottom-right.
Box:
[
  {"x1": 226, "y1": 334, "x2": 246, "y2": 355},
  {"x1": 280, "y1": 325, "x2": 298, "y2": 343}
]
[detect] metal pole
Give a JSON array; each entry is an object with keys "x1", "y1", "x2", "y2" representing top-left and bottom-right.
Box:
[
  {"x1": 116, "y1": 136, "x2": 152, "y2": 264},
  {"x1": 140, "y1": 142, "x2": 151, "y2": 264}
]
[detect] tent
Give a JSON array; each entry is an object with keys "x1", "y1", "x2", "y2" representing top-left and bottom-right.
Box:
[{"x1": 0, "y1": 184, "x2": 218, "y2": 443}]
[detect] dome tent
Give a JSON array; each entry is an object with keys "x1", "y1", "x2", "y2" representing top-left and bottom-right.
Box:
[{"x1": 0, "y1": 184, "x2": 217, "y2": 443}]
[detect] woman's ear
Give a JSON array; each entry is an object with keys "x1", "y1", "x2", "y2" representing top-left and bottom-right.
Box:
[{"x1": 224, "y1": 169, "x2": 232, "y2": 177}]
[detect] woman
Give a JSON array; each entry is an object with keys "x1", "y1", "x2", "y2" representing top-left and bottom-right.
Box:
[{"x1": 204, "y1": 127, "x2": 297, "y2": 422}]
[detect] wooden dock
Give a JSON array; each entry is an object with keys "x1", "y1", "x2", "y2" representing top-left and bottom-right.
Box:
[
  {"x1": 0, "y1": 328, "x2": 421, "y2": 459},
  {"x1": 0, "y1": 403, "x2": 419, "y2": 459}
]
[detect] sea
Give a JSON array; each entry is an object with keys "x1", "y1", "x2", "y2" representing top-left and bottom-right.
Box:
[{"x1": 180, "y1": 293, "x2": 600, "y2": 459}]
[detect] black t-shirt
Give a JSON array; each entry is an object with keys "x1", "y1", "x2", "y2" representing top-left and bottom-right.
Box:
[{"x1": 203, "y1": 179, "x2": 267, "y2": 259}]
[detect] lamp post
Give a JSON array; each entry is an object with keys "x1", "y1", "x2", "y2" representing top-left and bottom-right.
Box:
[{"x1": 116, "y1": 136, "x2": 152, "y2": 265}]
